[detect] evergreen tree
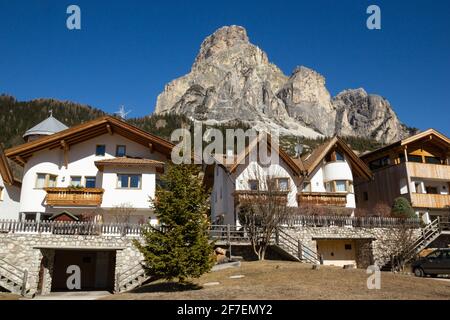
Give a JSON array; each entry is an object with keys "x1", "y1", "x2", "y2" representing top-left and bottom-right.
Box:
[
  {"x1": 391, "y1": 197, "x2": 416, "y2": 218},
  {"x1": 134, "y1": 164, "x2": 214, "y2": 283}
]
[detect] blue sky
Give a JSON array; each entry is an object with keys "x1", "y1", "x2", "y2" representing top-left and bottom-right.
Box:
[{"x1": 0, "y1": 0, "x2": 449, "y2": 136}]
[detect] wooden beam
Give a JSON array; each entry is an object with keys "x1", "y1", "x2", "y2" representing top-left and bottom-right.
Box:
[
  {"x1": 148, "y1": 142, "x2": 153, "y2": 153},
  {"x1": 106, "y1": 124, "x2": 113, "y2": 135},
  {"x1": 16, "y1": 156, "x2": 26, "y2": 166}
]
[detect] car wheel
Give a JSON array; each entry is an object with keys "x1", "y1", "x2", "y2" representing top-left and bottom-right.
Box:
[{"x1": 414, "y1": 268, "x2": 424, "y2": 277}]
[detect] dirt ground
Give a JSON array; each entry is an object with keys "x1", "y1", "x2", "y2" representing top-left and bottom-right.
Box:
[
  {"x1": 0, "y1": 292, "x2": 20, "y2": 300},
  {"x1": 103, "y1": 261, "x2": 450, "y2": 300}
]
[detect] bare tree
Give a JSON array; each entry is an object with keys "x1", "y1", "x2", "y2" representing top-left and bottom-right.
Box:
[
  {"x1": 375, "y1": 219, "x2": 419, "y2": 272},
  {"x1": 110, "y1": 203, "x2": 137, "y2": 223},
  {"x1": 237, "y1": 167, "x2": 293, "y2": 260}
]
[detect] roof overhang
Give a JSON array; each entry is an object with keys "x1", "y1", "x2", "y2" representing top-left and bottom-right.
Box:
[{"x1": 5, "y1": 116, "x2": 175, "y2": 166}]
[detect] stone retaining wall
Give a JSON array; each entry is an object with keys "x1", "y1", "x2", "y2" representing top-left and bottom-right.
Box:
[
  {"x1": 0, "y1": 233, "x2": 144, "y2": 295},
  {"x1": 281, "y1": 226, "x2": 421, "y2": 268}
]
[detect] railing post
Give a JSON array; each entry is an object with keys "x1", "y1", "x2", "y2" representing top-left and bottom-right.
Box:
[
  {"x1": 297, "y1": 240, "x2": 302, "y2": 260},
  {"x1": 21, "y1": 269, "x2": 28, "y2": 296},
  {"x1": 226, "y1": 224, "x2": 232, "y2": 259}
]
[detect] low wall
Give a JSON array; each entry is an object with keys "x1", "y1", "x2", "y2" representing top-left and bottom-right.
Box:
[
  {"x1": 0, "y1": 233, "x2": 144, "y2": 295},
  {"x1": 281, "y1": 226, "x2": 421, "y2": 268}
]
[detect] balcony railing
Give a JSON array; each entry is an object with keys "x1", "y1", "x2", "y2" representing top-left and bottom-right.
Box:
[
  {"x1": 297, "y1": 192, "x2": 347, "y2": 207},
  {"x1": 44, "y1": 187, "x2": 104, "y2": 206},
  {"x1": 406, "y1": 162, "x2": 450, "y2": 180},
  {"x1": 410, "y1": 193, "x2": 450, "y2": 209},
  {"x1": 233, "y1": 190, "x2": 289, "y2": 205},
  {"x1": 281, "y1": 215, "x2": 421, "y2": 228}
]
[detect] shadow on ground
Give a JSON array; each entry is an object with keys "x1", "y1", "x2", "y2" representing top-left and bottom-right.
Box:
[{"x1": 130, "y1": 281, "x2": 203, "y2": 294}]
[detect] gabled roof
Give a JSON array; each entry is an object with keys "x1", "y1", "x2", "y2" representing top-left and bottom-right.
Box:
[
  {"x1": 302, "y1": 136, "x2": 372, "y2": 180},
  {"x1": 0, "y1": 145, "x2": 14, "y2": 185},
  {"x1": 23, "y1": 115, "x2": 68, "y2": 139},
  {"x1": 95, "y1": 157, "x2": 164, "y2": 171},
  {"x1": 361, "y1": 128, "x2": 450, "y2": 160},
  {"x1": 225, "y1": 134, "x2": 304, "y2": 176},
  {"x1": 49, "y1": 211, "x2": 80, "y2": 221},
  {"x1": 6, "y1": 116, "x2": 175, "y2": 166}
]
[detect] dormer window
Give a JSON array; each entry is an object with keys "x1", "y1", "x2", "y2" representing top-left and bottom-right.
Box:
[
  {"x1": 116, "y1": 145, "x2": 126, "y2": 157},
  {"x1": 335, "y1": 151, "x2": 344, "y2": 161}
]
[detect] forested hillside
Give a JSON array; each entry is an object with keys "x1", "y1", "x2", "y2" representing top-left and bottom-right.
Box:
[{"x1": 0, "y1": 94, "x2": 384, "y2": 156}]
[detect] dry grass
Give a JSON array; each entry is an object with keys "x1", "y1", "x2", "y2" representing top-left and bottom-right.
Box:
[
  {"x1": 0, "y1": 292, "x2": 21, "y2": 300},
  {"x1": 104, "y1": 261, "x2": 450, "y2": 300}
]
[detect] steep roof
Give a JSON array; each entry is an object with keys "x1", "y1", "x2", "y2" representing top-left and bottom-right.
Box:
[
  {"x1": 224, "y1": 134, "x2": 304, "y2": 176},
  {"x1": 361, "y1": 129, "x2": 450, "y2": 160},
  {"x1": 23, "y1": 115, "x2": 69, "y2": 139},
  {"x1": 301, "y1": 136, "x2": 372, "y2": 180},
  {"x1": 6, "y1": 116, "x2": 176, "y2": 166},
  {"x1": 0, "y1": 145, "x2": 21, "y2": 186}
]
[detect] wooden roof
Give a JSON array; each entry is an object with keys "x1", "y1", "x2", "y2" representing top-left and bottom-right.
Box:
[
  {"x1": 361, "y1": 129, "x2": 450, "y2": 161},
  {"x1": 0, "y1": 145, "x2": 20, "y2": 186},
  {"x1": 5, "y1": 116, "x2": 175, "y2": 166},
  {"x1": 95, "y1": 157, "x2": 165, "y2": 171},
  {"x1": 301, "y1": 137, "x2": 372, "y2": 180}
]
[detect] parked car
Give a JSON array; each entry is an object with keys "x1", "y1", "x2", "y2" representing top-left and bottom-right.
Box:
[{"x1": 412, "y1": 248, "x2": 450, "y2": 277}]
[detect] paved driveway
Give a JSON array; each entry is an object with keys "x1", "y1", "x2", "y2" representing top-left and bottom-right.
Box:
[{"x1": 31, "y1": 291, "x2": 111, "y2": 300}]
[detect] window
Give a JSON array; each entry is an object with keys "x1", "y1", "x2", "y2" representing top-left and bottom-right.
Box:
[
  {"x1": 96, "y1": 145, "x2": 106, "y2": 156},
  {"x1": 85, "y1": 177, "x2": 96, "y2": 188},
  {"x1": 408, "y1": 155, "x2": 422, "y2": 163},
  {"x1": 117, "y1": 174, "x2": 141, "y2": 189},
  {"x1": 116, "y1": 145, "x2": 126, "y2": 157},
  {"x1": 335, "y1": 180, "x2": 347, "y2": 192},
  {"x1": 344, "y1": 244, "x2": 352, "y2": 250},
  {"x1": 369, "y1": 156, "x2": 390, "y2": 170},
  {"x1": 325, "y1": 182, "x2": 332, "y2": 192},
  {"x1": 425, "y1": 186, "x2": 438, "y2": 195},
  {"x1": 248, "y1": 180, "x2": 259, "y2": 191},
  {"x1": 302, "y1": 182, "x2": 311, "y2": 192},
  {"x1": 335, "y1": 151, "x2": 344, "y2": 161},
  {"x1": 363, "y1": 192, "x2": 369, "y2": 201},
  {"x1": 36, "y1": 173, "x2": 57, "y2": 189},
  {"x1": 70, "y1": 176, "x2": 82, "y2": 187},
  {"x1": 0, "y1": 186, "x2": 3, "y2": 201},
  {"x1": 425, "y1": 156, "x2": 442, "y2": 165},
  {"x1": 277, "y1": 178, "x2": 289, "y2": 191}
]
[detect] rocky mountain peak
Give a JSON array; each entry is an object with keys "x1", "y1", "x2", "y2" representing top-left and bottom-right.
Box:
[
  {"x1": 154, "y1": 26, "x2": 411, "y2": 143},
  {"x1": 194, "y1": 25, "x2": 250, "y2": 66}
]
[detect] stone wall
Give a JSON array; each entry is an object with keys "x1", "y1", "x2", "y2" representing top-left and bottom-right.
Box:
[
  {"x1": 281, "y1": 226, "x2": 421, "y2": 268},
  {"x1": 0, "y1": 233, "x2": 144, "y2": 295}
]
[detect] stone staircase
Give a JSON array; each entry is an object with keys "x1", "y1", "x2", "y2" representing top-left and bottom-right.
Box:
[
  {"x1": 0, "y1": 258, "x2": 33, "y2": 297},
  {"x1": 273, "y1": 228, "x2": 320, "y2": 265},
  {"x1": 381, "y1": 217, "x2": 449, "y2": 271},
  {"x1": 115, "y1": 261, "x2": 151, "y2": 293}
]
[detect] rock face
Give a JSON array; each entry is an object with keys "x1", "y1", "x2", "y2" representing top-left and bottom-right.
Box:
[{"x1": 154, "y1": 25, "x2": 411, "y2": 142}]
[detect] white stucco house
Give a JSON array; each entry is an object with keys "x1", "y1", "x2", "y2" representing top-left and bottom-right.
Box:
[
  {"x1": 206, "y1": 136, "x2": 372, "y2": 225},
  {"x1": 0, "y1": 145, "x2": 21, "y2": 220},
  {"x1": 4, "y1": 115, "x2": 175, "y2": 224}
]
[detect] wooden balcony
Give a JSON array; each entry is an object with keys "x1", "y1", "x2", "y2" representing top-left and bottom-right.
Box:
[
  {"x1": 297, "y1": 192, "x2": 347, "y2": 207},
  {"x1": 44, "y1": 188, "x2": 104, "y2": 207},
  {"x1": 406, "y1": 162, "x2": 450, "y2": 180},
  {"x1": 410, "y1": 193, "x2": 450, "y2": 209},
  {"x1": 233, "y1": 190, "x2": 288, "y2": 206}
]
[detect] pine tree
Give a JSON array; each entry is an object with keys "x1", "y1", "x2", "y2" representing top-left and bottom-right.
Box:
[
  {"x1": 134, "y1": 164, "x2": 214, "y2": 283},
  {"x1": 391, "y1": 197, "x2": 416, "y2": 218}
]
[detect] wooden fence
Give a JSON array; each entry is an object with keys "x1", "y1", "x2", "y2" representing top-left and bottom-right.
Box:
[
  {"x1": 0, "y1": 220, "x2": 149, "y2": 236},
  {"x1": 280, "y1": 215, "x2": 421, "y2": 228}
]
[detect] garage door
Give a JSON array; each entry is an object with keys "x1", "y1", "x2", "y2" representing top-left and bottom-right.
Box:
[
  {"x1": 51, "y1": 250, "x2": 116, "y2": 292},
  {"x1": 316, "y1": 240, "x2": 356, "y2": 267}
]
